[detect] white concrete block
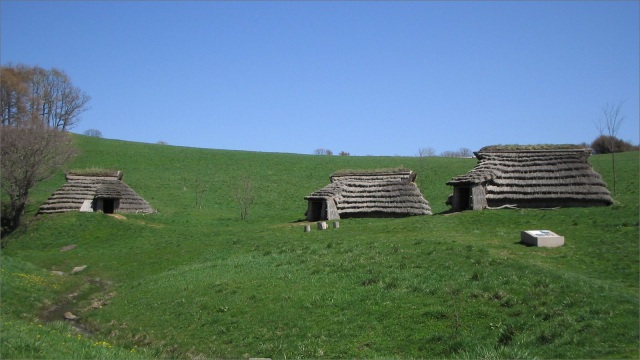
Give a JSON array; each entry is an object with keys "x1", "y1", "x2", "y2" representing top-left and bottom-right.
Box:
[
  {"x1": 521, "y1": 230, "x2": 564, "y2": 248},
  {"x1": 79, "y1": 200, "x2": 93, "y2": 212}
]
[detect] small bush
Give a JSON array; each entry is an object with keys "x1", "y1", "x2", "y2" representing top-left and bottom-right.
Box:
[
  {"x1": 83, "y1": 129, "x2": 103, "y2": 138},
  {"x1": 591, "y1": 135, "x2": 638, "y2": 154}
]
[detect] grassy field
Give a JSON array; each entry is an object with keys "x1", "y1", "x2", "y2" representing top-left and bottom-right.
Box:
[{"x1": 1, "y1": 135, "x2": 638, "y2": 359}]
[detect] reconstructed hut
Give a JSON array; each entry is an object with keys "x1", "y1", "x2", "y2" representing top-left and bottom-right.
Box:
[
  {"x1": 304, "y1": 168, "x2": 432, "y2": 221},
  {"x1": 446, "y1": 145, "x2": 613, "y2": 211},
  {"x1": 38, "y1": 170, "x2": 155, "y2": 214}
]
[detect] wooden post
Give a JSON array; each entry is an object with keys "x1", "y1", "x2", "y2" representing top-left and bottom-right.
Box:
[
  {"x1": 333, "y1": 221, "x2": 340, "y2": 229},
  {"x1": 471, "y1": 184, "x2": 487, "y2": 210},
  {"x1": 304, "y1": 225, "x2": 311, "y2": 232},
  {"x1": 317, "y1": 221, "x2": 328, "y2": 230}
]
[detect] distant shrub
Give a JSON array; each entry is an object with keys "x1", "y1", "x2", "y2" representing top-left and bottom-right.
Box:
[
  {"x1": 314, "y1": 148, "x2": 333, "y2": 155},
  {"x1": 417, "y1": 147, "x2": 436, "y2": 157},
  {"x1": 235, "y1": 176, "x2": 255, "y2": 220},
  {"x1": 83, "y1": 129, "x2": 102, "y2": 138},
  {"x1": 591, "y1": 135, "x2": 638, "y2": 154},
  {"x1": 440, "y1": 148, "x2": 474, "y2": 158}
]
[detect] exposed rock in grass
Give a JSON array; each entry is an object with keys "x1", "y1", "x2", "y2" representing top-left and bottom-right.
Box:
[
  {"x1": 60, "y1": 244, "x2": 77, "y2": 252},
  {"x1": 64, "y1": 311, "x2": 78, "y2": 320},
  {"x1": 71, "y1": 265, "x2": 87, "y2": 274}
]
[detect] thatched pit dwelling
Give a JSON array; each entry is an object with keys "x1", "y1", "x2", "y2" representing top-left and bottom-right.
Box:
[
  {"x1": 38, "y1": 170, "x2": 155, "y2": 214},
  {"x1": 446, "y1": 145, "x2": 613, "y2": 211},
  {"x1": 304, "y1": 168, "x2": 432, "y2": 221}
]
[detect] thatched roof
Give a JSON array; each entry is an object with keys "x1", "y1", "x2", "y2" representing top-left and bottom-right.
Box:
[
  {"x1": 305, "y1": 169, "x2": 431, "y2": 217},
  {"x1": 447, "y1": 146, "x2": 613, "y2": 208},
  {"x1": 477, "y1": 144, "x2": 588, "y2": 152},
  {"x1": 38, "y1": 171, "x2": 155, "y2": 214}
]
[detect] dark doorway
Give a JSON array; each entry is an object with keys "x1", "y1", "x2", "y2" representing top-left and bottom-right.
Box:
[
  {"x1": 307, "y1": 201, "x2": 324, "y2": 221},
  {"x1": 457, "y1": 187, "x2": 471, "y2": 211},
  {"x1": 103, "y1": 199, "x2": 115, "y2": 214}
]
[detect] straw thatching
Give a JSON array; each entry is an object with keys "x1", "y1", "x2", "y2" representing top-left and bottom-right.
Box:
[
  {"x1": 305, "y1": 168, "x2": 432, "y2": 221},
  {"x1": 38, "y1": 170, "x2": 155, "y2": 214},
  {"x1": 446, "y1": 145, "x2": 613, "y2": 211}
]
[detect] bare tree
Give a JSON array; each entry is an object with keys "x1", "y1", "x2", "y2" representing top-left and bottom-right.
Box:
[
  {"x1": 440, "y1": 150, "x2": 458, "y2": 158},
  {"x1": 594, "y1": 101, "x2": 626, "y2": 195},
  {"x1": 235, "y1": 176, "x2": 255, "y2": 220},
  {"x1": 1, "y1": 66, "x2": 29, "y2": 126},
  {"x1": 0, "y1": 64, "x2": 87, "y2": 233},
  {"x1": 182, "y1": 176, "x2": 210, "y2": 209},
  {"x1": 417, "y1": 147, "x2": 436, "y2": 157},
  {"x1": 1, "y1": 119, "x2": 76, "y2": 230},
  {"x1": 439, "y1": 148, "x2": 473, "y2": 158},
  {"x1": 0, "y1": 65, "x2": 90, "y2": 130},
  {"x1": 83, "y1": 128, "x2": 103, "y2": 138},
  {"x1": 457, "y1": 147, "x2": 473, "y2": 158},
  {"x1": 314, "y1": 148, "x2": 333, "y2": 156},
  {"x1": 194, "y1": 178, "x2": 210, "y2": 209},
  {"x1": 339, "y1": 151, "x2": 350, "y2": 156}
]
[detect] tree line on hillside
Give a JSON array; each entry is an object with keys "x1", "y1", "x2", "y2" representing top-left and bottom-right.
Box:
[
  {"x1": 313, "y1": 147, "x2": 475, "y2": 157},
  {"x1": 418, "y1": 147, "x2": 474, "y2": 158},
  {"x1": 418, "y1": 136, "x2": 638, "y2": 160},
  {"x1": 1, "y1": 64, "x2": 89, "y2": 236},
  {"x1": 314, "y1": 148, "x2": 350, "y2": 156},
  {"x1": 314, "y1": 138, "x2": 637, "y2": 158}
]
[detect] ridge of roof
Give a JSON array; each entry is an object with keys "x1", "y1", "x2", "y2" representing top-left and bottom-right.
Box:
[
  {"x1": 478, "y1": 144, "x2": 589, "y2": 152},
  {"x1": 331, "y1": 167, "x2": 412, "y2": 177},
  {"x1": 67, "y1": 169, "x2": 122, "y2": 179}
]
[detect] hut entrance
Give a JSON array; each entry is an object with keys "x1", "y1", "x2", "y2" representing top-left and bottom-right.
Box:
[
  {"x1": 307, "y1": 200, "x2": 325, "y2": 221},
  {"x1": 454, "y1": 186, "x2": 471, "y2": 211},
  {"x1": 94, "y1": 198, "x2": 119, "y2": 214},
  {"x1": 102, "y1": 199, "x2": 116, "y2": 214}
]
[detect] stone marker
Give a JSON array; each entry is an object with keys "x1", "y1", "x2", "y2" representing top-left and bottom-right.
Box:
[
  {"x1": 317, "y1": 221, "x2": 328, "y2": 230},
  {"x1": 521, "y1": 230, "x2": 564, "y2": 248},
  {"x1": 333, "y1": 221, "x2": 340, "y2": 229},
  {"x1": 304, "y1": 225, "x2": 311, "y2": 232}
]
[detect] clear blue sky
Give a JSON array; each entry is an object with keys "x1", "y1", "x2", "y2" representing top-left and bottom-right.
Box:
[{"x1": 2, "y1": 1, "x2": 638, "y2": 156}]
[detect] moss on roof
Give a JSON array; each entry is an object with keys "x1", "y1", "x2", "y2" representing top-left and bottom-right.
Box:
[
  {"x1": 68, "y1": 169, "x2": 121, "y2": 177},
  {"x1": 331, "y1": 167, "x2": 411, "y2": 176},
  {"x1": 478, "y1": 144, "x2": 588, "y2": 152}
]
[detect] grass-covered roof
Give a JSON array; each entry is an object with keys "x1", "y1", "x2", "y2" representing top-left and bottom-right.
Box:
[{"x1": 478, "y1": 144, "x2": 589, "y2": 152}]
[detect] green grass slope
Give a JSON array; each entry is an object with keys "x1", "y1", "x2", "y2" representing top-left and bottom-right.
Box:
[{"x1": 2, "y1": 136, "x2": 638, "y2": 359}]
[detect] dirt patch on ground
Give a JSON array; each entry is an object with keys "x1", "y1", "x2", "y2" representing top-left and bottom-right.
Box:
[
  {"x1": 106, "y1": 213, "x2": 163, "y2": 228},
  {"x1": 40, "y1": 278, "x2": 113, "y2": 336}
]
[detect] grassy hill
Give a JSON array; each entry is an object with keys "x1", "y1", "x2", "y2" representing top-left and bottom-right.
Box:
[{"x1": 2, "y1": 135, "x2": 638, "y2": 359}]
